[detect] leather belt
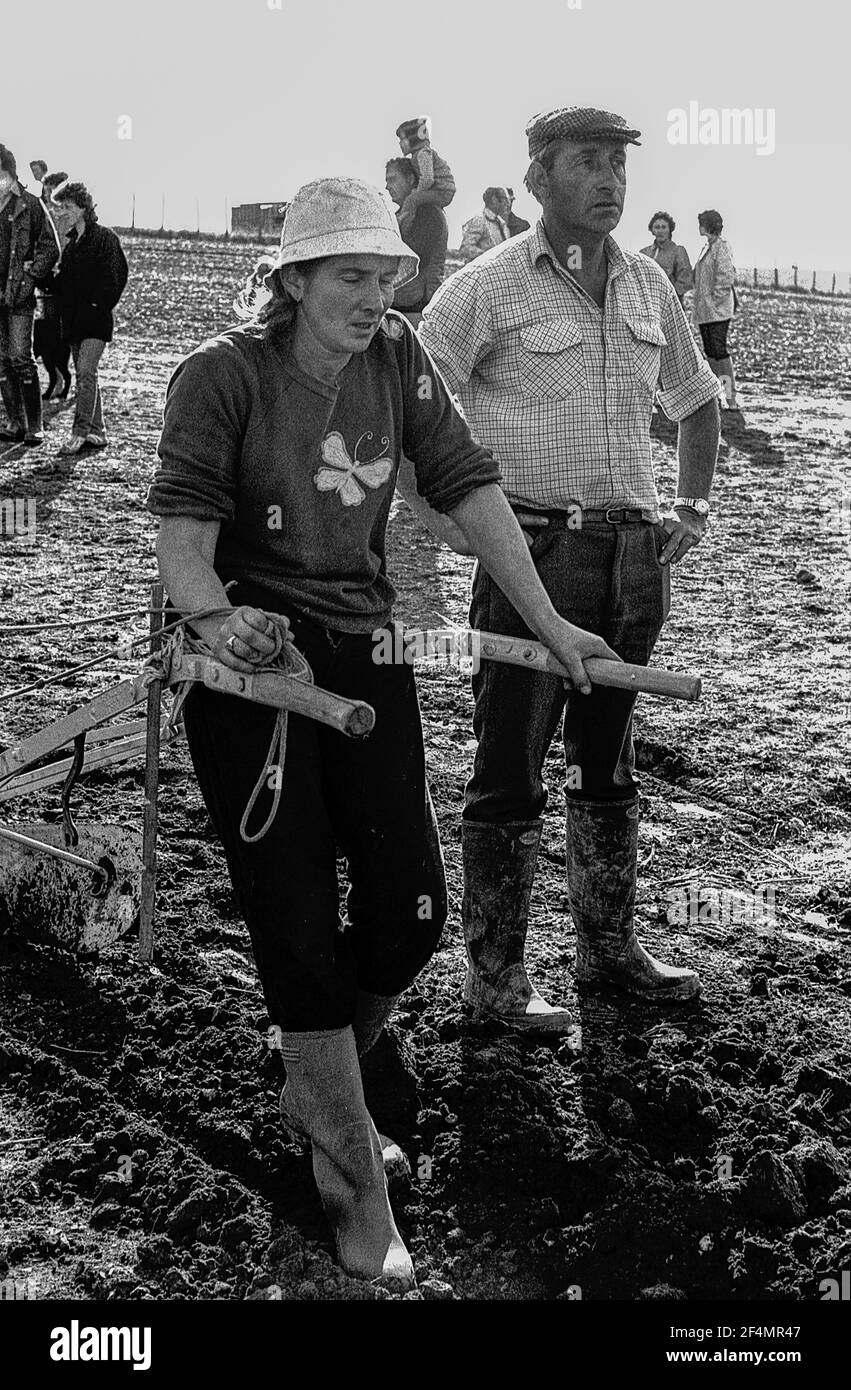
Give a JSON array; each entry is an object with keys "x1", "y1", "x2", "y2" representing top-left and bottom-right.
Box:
[{"x1": 512, "y1": 506, "x2": 645, "y2": 527}]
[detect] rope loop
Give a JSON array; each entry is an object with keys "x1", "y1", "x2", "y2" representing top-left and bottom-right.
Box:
[{"x1": 166, "y1": 608, "x2": 313, "y2": 843}]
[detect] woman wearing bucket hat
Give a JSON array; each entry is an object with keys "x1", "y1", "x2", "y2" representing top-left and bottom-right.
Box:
[{"x1": 147, "y1": 176, "x2": 619, "y2": 1289}]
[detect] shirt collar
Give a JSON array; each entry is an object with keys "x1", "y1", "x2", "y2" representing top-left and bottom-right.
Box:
[{"x1": 531, "y1": 218, "x2": 628, "y2": 282}]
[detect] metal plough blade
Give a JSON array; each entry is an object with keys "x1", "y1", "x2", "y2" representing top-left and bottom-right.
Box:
[{"x1": 0, "y1": 822, "x2": 142, "y2": 952}]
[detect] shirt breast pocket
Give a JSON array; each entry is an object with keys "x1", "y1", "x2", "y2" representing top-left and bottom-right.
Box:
[
  {"x1": 518, "y1": 321, "x2": 585, "y2": 400},
  {"x1": 626, "y1": 318, "x2": 667, "y2": 391}
]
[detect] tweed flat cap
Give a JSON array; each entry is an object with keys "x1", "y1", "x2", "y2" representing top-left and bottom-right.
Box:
[{"x1": 526, "y1": 107, "x2": 642, "y2": 158}]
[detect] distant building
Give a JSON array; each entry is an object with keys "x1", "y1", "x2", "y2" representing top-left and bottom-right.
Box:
[{"x1": 231, "y1": 202, "x2": 288, "y2": 237}]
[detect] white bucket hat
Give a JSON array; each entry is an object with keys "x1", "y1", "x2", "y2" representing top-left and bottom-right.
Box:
[{"x1": 269, "y1": 177, "x2": 419, "y2": 288}]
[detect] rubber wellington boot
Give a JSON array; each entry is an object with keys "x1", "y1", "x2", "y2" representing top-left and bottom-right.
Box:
[
  {"x1": 0, "y1": 376, "x2": 25, "y2": 439},
  {"x1": 462, "y1": 819, "x2": 575, "y2": 1035},
  {"x1": 21, "y1": 376, "x2": 45, "y2": 444},
  {"x1": 278, "y1": 1026, "x2": 414, "y2": 1289},
  {"x1": 566, "y1": 797, "x2": 700, "y2": 1000},
  {"x1": 352, "y1": 990, "x2": 411, "y2": 1181}
]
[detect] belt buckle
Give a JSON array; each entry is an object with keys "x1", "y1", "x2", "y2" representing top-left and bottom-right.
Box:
[{"x1": 605, "y1": 507, "x2": 625, "y2": 523}]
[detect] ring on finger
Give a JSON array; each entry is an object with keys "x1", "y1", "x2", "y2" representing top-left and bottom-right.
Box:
[{"x1": 226, "y1": 634, "x2": 239, "y2": 653}]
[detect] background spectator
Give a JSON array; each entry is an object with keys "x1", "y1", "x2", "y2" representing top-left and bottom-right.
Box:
[
  {"x1": 505, "y1": 188, "x2": 531, "y2": 237},
  {"x1": 51, "y1": 180, "x2": 128, "y2": 453},
  {"x1": 42, "y1": 173, "x2": 75, "y2": 252},
  {"x1": 459, "y1": 187, "x2": 513, "y2": 261},
  {"x1": 0, "y1": 142, "x2": 60, "y2": 444},
  {"x1": 640, "y1": 211, "x2": 693, "y2": 303},
  {"x1": 384, "y1": 158, "x2": 447, "y2": 326},
  {"x1": 29, "y1": 159, "x2": 49, "y2": 201},
  {"x1": 35, "y1": 173, "x2": 73, "y2": 373},
  {"x1": 394, "y1": 116, "x2": 456, "y2": 234},
  {"x1": 693, "y1": 208, "x2": 739, "y2": 409}
]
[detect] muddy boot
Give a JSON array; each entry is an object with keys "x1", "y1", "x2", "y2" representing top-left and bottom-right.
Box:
[
  {"x1": 566, "y1": 797, "x2": 700, "y2": 1000},
  {"x1": 462, "y1": 819, "x2": 575, "y2": 1035},
  {"x1": 21, "y1": 376, "x2": 45, "y2": 444},
  {"x1": 277, "y1": 1026, "x2": 414, "y2": 1289},
  {"x1": 0, "y1": 375, "x2": 25, "y2": 440}
]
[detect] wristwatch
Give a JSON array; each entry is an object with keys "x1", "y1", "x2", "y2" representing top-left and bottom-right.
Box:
[{"x1": 673, "y1": 496, "x2": 710, "y2": 517}]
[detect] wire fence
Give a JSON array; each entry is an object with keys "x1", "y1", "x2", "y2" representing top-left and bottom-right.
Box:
[
  {"x1": 112, "y1": 229, "x2": 851, "y2": 299},
  {"x1": 741, "y1": 267, "x2": 851, "y2": 297}
]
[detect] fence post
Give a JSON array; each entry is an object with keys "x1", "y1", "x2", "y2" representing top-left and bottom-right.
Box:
[
  {"x1": 753, "y1": 267, "x2": 757, "y2": 287},
  {"x1": 831, "y1": 273, "x2": 836, "y2": 296},
  {"x1": 792, "y1": 265, "x2": 798, "y2": 289},
  {"x1": 773, "y1": 267, "x2": 779, "y2": 289}
]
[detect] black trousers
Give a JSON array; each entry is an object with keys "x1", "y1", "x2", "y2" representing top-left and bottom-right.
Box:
[
  {"x1": 699, "y1": 319, "x2": 730, "y2": 358},
  {"x1": 182, "y1": 591, "x2": 447, "y2": 1031}
]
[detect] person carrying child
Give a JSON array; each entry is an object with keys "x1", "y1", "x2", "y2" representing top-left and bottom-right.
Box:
[{"x1": 394, "y1": 116, "x2": 456, "y2": 233}]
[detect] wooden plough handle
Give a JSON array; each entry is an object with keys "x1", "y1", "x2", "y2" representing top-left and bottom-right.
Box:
[
  {"x1": 0, "y1": 653, "x2": 376, "y2": 789},
  {"x1": 166, "y1": 655, "x2": 376, "y2": 737},
  {"x1": 456, "y1": 630, "x2": 702, "y2": 701}
]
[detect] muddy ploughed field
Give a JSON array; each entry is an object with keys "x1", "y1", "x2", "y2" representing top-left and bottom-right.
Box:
[{"x1": 0, "y1": 238, "x2": 849, "y2": 1302}]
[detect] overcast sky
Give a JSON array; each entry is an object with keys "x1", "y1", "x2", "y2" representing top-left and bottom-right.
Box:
[{"x1": 3, "y1": 0, "x2": 847, "y2": 271}]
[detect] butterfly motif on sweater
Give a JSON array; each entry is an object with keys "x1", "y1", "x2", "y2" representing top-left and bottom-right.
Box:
[{"x1": 314, "y1": 431, "x2": 394, "y2": 508}]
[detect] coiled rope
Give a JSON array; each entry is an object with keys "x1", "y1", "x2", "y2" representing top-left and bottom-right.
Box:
[{"x1": 161, "y1": 610, "x2": 314, "y2": 844}]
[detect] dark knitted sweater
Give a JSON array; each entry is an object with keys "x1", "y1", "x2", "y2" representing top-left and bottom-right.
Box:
[{"x1": 147, "y1": 311, "x2": 500, "y2": 631}]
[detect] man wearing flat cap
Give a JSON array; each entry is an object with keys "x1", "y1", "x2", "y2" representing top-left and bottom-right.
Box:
[{"x1": 419, "y1": 105, "x2": 722, "y2": 1035}]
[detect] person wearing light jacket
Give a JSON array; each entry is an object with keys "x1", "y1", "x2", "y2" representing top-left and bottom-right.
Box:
[
  {"x1": 459, "y1": 188, "x2": 513, "y2": 261},
  {"x1": 692, "y1": 209, "x2": 739, "y2": 410}
]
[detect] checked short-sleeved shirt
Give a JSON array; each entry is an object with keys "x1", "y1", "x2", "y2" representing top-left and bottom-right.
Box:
[{"x1": 419, "y1": 221, "x2": 721, "y2": 522}]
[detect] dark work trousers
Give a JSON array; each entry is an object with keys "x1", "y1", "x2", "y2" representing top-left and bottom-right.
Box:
[
  {"x1": 465, "y1": 517, "x2": 670, "y2": 822},
  {"x1": 182, "y1": 592, "x2": 447, "y2": 1032}
]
